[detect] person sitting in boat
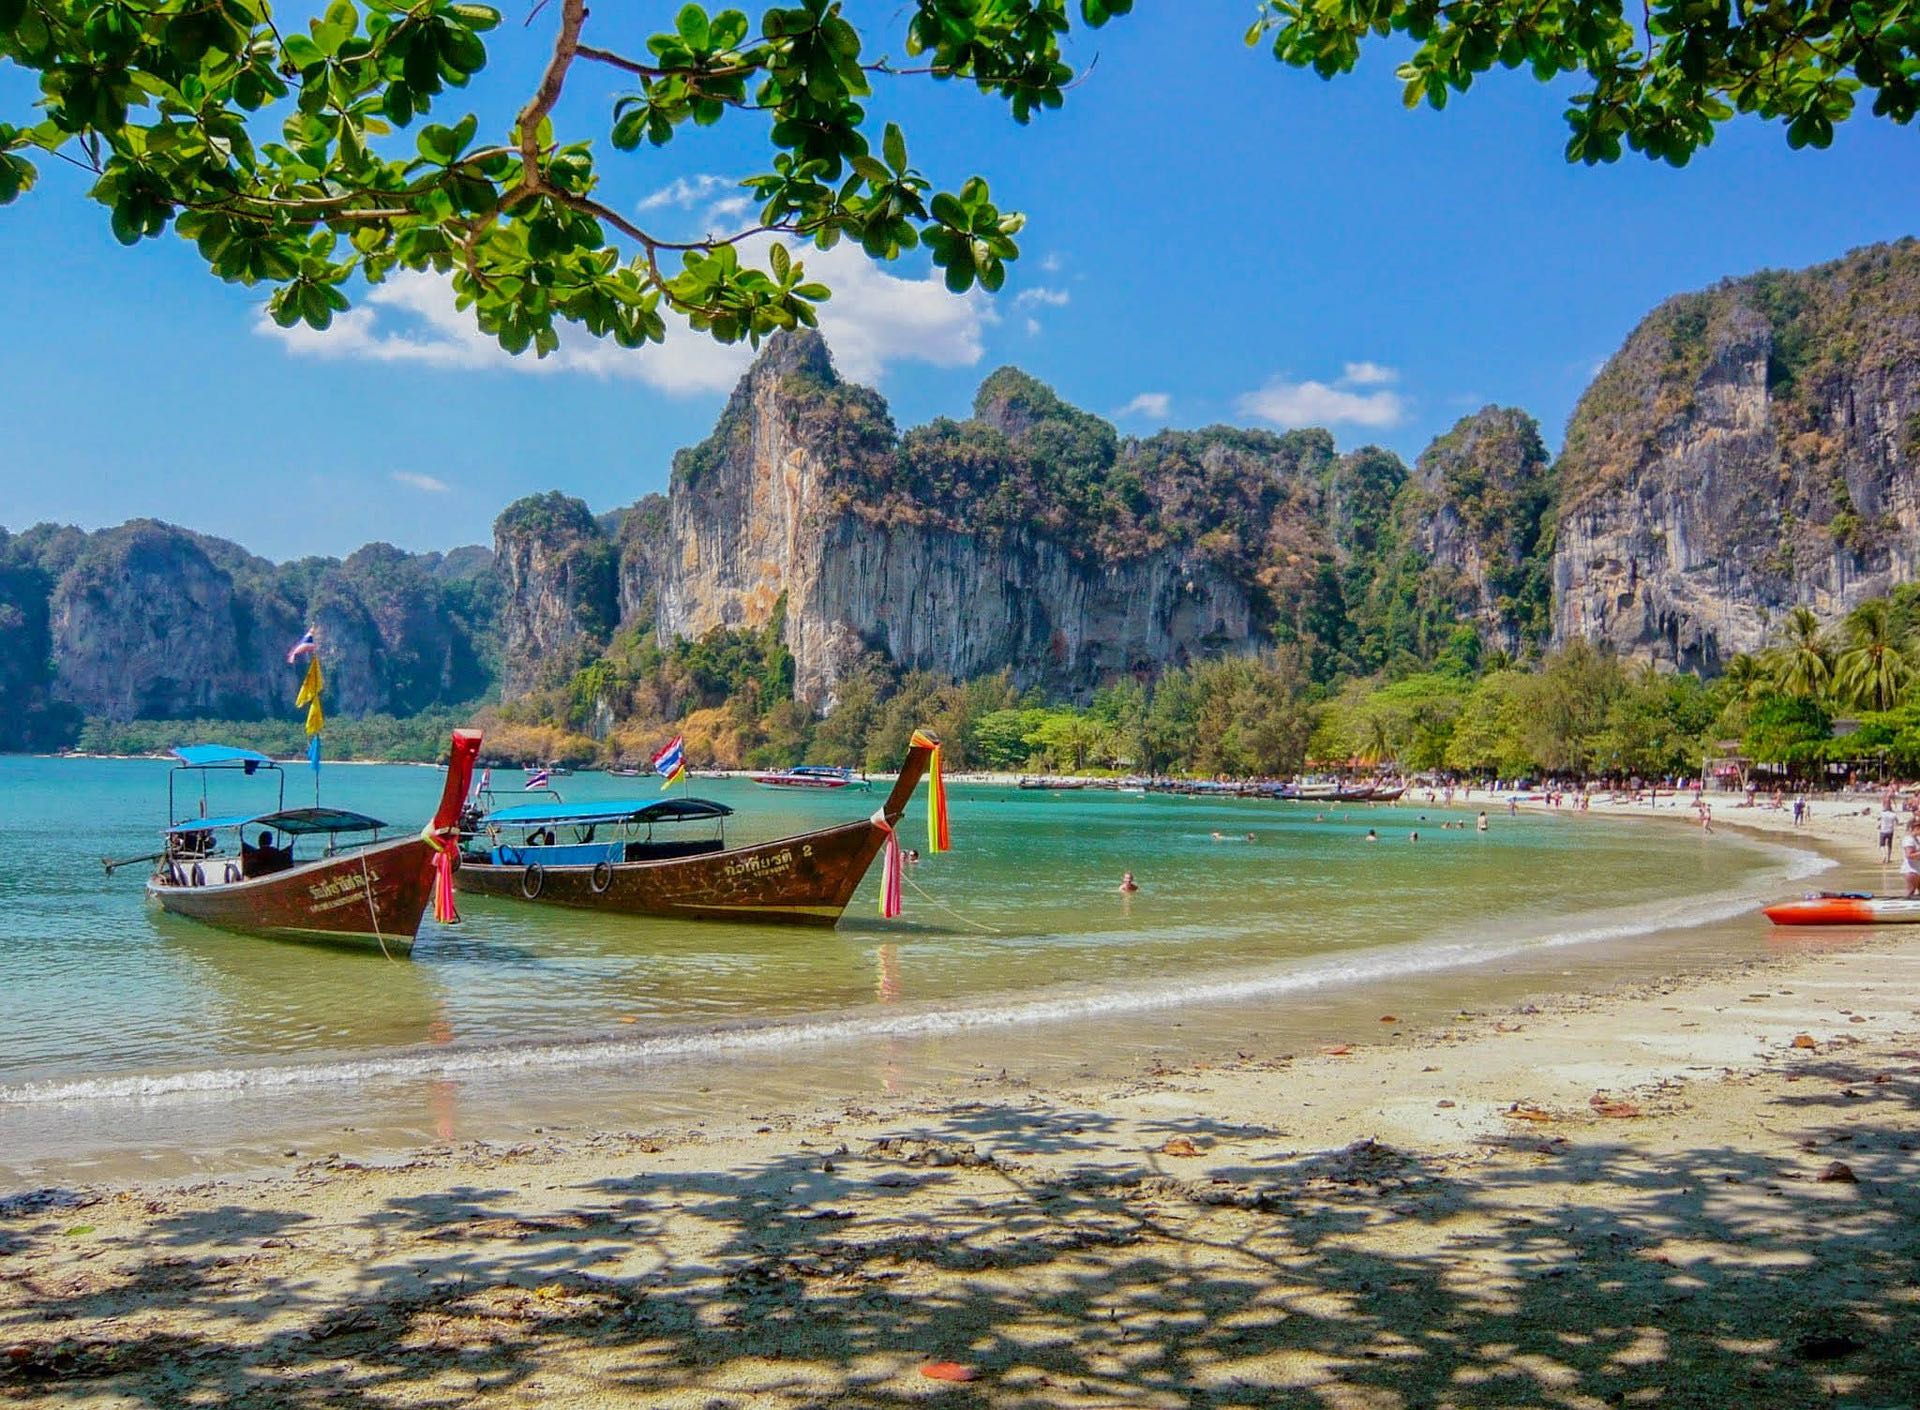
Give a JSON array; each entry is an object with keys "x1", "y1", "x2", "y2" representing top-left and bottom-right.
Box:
[{"x1": 242, "y1": 829, "x2": 292, "y2": 878}]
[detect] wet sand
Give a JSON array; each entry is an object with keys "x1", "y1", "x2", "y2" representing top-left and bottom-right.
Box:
[{"x1": 4, "y1": 797, "x2": 1919, "y2": 1407}]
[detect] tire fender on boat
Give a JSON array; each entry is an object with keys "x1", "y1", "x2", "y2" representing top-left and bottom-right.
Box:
[
  {"x1": 190, "y1": 863, "x2": 205, "y2": 887},
  {"x1": 223, "y1": 863, "x2": 240, "y2": 884},
  {"x1": 521, "y1": 863, "x2": 545, "y2": 899},
  {"x1": 590, "y1": 860, "x2": 613, "y2": 894}
]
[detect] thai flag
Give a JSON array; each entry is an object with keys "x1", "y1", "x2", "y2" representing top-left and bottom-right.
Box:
[
  {"x1": 471, "y1": 767, "x2": 491, "y2": 800},
  {"x1": 651, "y1": 734, "x2": 686, "y2": 789},
  {"x1": 286, "y1": 627, "x2": 317, "y2": 664},
  {"x1": 524, "y1": 768, "x2": 552, "y2": 790}
]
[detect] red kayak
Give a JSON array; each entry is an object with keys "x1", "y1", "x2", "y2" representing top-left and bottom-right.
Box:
[{"x1": 1764, "y1": 892, "x2": 1920, "y2": 925}]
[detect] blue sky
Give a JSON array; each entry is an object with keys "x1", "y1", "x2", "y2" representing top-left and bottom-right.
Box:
[{"x1": 2, "y1": 2, "x2": 1917, "y2": 561}]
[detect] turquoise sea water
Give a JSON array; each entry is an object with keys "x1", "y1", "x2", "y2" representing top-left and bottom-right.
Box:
[{"x1": 0, "y1": 756, "x2": 1831, "y2": 1181}]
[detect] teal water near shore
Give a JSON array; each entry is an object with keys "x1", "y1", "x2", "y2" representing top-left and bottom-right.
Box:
[{"x1": 0, "y1": 756, "x2": 1828, "y2": 1182}]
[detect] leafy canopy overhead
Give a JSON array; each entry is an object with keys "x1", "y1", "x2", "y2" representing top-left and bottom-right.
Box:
[
  {"x1": 0, "y1": 0, "x2": 1132, "y2": 352},
  {"x1": 1249, "y1": 0, "x2": 1920, "y2": 163},
  {"x1": 3, "y1": 0, "x2": 1909, "y2": 365}
]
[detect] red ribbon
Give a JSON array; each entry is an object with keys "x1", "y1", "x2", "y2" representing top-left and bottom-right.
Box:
[{"x1": 422, "y1": 826, "x2": 460, "y2": 925}]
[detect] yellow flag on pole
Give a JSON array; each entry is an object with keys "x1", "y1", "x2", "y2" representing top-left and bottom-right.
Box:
[{"x1": 295, "y1": 656, "x2": 325, "y2": 736}]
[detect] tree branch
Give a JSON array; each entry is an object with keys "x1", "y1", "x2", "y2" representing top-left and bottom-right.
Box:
[{"x1": 509, "y1": 0, "x2": 585, "y2": 207}]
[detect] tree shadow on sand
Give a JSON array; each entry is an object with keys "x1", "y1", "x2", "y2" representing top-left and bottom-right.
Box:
[{"x1": 3, "y1": 1054, "x2": 1918, "y2": 1408}]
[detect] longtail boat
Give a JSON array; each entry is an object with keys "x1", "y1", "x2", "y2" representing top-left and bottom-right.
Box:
[
  {"x1": 120, "y1": 733, "x2": 481, "y2": 950},
  {"x1": 455, "y1": 737, "x2": 937, "y2": 926}
]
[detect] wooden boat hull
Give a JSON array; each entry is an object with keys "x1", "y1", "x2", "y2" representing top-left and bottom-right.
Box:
[
  {"x1": 457, "y1": 741, "x2": 934, "y2": 927},
  {"x1": 1765, "y1": 894, "x2": 1920, "y2": 926},
  {"x1": 457, "y1": 818, "x2": 887, "y2": 925},
  {"x1": 148, "y1": 836, "x2": 439, "y2": 947}
]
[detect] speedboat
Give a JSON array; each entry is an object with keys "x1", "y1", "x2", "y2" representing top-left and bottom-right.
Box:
[{"x1": 748, "y1": 764, "x2": 870, "y2": 790}]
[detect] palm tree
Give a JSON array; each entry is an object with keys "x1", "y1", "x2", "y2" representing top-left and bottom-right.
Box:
[
  {"x1": 1723, "y1": 652, "x2": 1771, "y2": 702},
  {"x1": 1834, "y1": 599, "x2": 1914, "y2": 712},
  {"x1": 1771, "y1": 605, "x2": 1834, "y2": 700},
  {"x1": 1358, "y1": 712, "x2": 1395, "y2": 768}
]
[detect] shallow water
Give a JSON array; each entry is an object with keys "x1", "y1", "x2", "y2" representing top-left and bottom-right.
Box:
[{"x1": 0, "y1": 756, "x2": 1833, "y2": 1183}]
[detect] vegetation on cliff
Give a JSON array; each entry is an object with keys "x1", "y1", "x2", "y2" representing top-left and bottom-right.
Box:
[{"x1": 1560, "y1": 239, "x2": 1920, "y2": 515}]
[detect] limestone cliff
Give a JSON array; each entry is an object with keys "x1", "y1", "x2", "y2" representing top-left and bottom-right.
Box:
[
  {"x1": 48, "y1": 522, "x2": 279, "y2": 720},
  {"x1": 493, "y1": 492, "x2": 617, "y2": 695},
  {"x1": 0, "y1": 520, "x2": 497, "y2": 728},
  {"x1": 1407, "y1": 407, "x2": 1554, "y2": 655},
  {"x1": 645, "y1": 334, "x2": 1326, "y2": 702},
  {"x1": 1553, "y1": 239, "x2": 1920, "y2": 669}
]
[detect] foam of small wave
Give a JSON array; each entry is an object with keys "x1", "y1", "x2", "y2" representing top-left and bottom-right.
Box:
[{"x1": 0, "y1": 841, "x2": 1831, "y2": 1108}]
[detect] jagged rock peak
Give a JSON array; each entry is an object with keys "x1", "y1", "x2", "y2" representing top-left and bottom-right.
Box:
[
  {"x1": 1413, "y1": 406, "x2": 1548, "y2": 493},
  {"x1": 749, "y1": 327, "x2": 838, "y2": 385},
  {"x1": 496, "y1": 490, "x2": 604, "y2": 547},
  {"x1": 971, "y1": 366, "x2": 1081, "y2": 442}
]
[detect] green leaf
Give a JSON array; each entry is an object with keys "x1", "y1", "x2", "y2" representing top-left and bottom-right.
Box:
[
  {"x1": 0, "y1": 152, "x2": 35, "y2": 205},
  {"x1": 449, "y1": 3, "x2": 499, "y2": 30},
  {"x1": 769, "y1": 241, "x2": 790, "y2": 281},
  {"x1": 675, "y1": 2, "x2": 709, "y2": 49},
  {"x1": 882, "y1": 121, "x2": 906, "y2": 175}
]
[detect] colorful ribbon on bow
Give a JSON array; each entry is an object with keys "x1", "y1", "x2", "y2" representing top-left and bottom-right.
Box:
[
  {"x1": 878, "y1": 821, "x2": 904, "y2": 919},
  {"x1": 910, "y1": 729, "x2": 950, "y2": 854},
  {"x1": 420, "y1": 826, "x2": 460, "y2": 925}
]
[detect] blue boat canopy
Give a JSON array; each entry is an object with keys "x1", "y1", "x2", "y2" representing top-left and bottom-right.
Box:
[
  {"x1": 166, "y1": 807, "x2": 386, "y2": 836},
  {"x1": 482, "y1": 797, "x2": 733, "y2": 827},
  {"x1": 164, "y1": 812, "x2": 263, "y2": 835},
  {"x1": 170, "y1": 744, "x2": 277, "y2": 768}
]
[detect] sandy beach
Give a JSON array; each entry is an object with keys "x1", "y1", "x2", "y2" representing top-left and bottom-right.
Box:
[{"x1": 4, "y1": 800, "x2": 1919, "y2": 1408}]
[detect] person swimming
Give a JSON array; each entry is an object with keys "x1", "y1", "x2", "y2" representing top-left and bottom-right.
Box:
[
  {"x1": 1365, "y1": 829, "x2": 1377, "y2": 842},
  {"x1": 1119, "y1": 871, "x2": 1139, "y2": 893}
]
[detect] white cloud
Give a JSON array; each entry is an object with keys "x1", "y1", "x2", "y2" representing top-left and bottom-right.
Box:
[
  {"x1": 1118, "y1": 392, "x2": 1171, "y2": 421},
  {"x1": 799, "y1": 242, "x2": 990, "y2": 381},
  {"x1": 638, "y1": 173, "x2": 741, "y2": 212},
  {"x1": 262, "y1": 239, "x2": 989, "y2": 393},
  {"x1": 1237, "y1": 363, "x2": 1407, "y2": 430},
  {"x1": 392, "y1": 470, "x2": 450, "y2": 493},
  {"x1": 1024, "y1": 317, "x2": 1042, "y2": 337},
  {"x1": 1015, "y1": 286, "x2": 1070, "y2": 309},
  {"x1": 1039, "y1": 252, "x2": 1064, "y2": 273}
]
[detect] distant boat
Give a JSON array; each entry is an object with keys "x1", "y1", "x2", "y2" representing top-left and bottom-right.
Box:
[
  {"x1": 1018, "y1": 777, "x2": 1086, "y2": 791},
  {"x1": 749, "y1": 764, "x2": 871, "y2": 791},
  {"x1": 110, "y1": 734, "x2": 480, "y2": 950},
  {"x1": 609, "y1": 766, "x2": 643, "y2": 778}
]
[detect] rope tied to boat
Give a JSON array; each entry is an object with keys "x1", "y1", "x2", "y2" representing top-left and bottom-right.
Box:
[
  {"x1": 419, "y1": 825, "x2": 461, "y2": 925},
  {"x1": 359, "y1": 850, "x2": 392, "y2": 962}
]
